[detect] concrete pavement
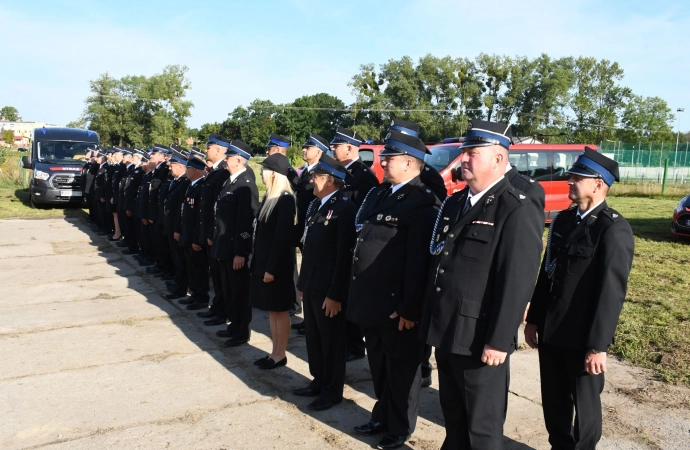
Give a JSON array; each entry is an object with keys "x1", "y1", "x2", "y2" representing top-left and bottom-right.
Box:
[{"x1": 0, "y1": 217, "x2": 688, "y2": 449}]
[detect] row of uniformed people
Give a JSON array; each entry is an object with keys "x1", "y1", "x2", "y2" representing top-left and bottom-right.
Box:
[{"x1": 84, "y1": 118, "x2": 633, "y2": 450}]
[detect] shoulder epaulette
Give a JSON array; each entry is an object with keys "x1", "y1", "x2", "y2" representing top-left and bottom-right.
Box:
[{"x1": 507, "y1": 187, "x2": 530, "y2": 203}]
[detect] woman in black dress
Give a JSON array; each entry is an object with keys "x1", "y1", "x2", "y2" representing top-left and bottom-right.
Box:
[{"x1": 250, "y1": 154, "x2": 297, "y2": 370}]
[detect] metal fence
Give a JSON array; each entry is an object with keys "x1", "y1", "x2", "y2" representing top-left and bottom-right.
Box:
[{"x1": 599, "y1": 142, "x2": 690, "y2": 183}]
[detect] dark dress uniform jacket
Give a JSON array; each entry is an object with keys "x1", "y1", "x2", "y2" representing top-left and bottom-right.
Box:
[
  {"x1": 94, "y1": 164, "x2": 108, "y2": 201},
  {"x1": 209, "y1": 170, "x2": 259, "y2": 261},
  {"x1": 506, "y1": 166, "x2": 546, "y2": 223},
  {"x1": 110, "y1": 163, "x2": 127, "y2": 206},
  {"x1": 343, "y1": 159, "x2": 380, "y2": 207},
  {"x1": 147, "y1": 163, "x2": 170, "y2": 222},
  {"x1": 420, "y1": 163, "x2": 447, "y2": 201},
  {"x1": 526, "y1": 202, "x2": 634, "y2": 351},
  {"x1": 250, "y1": 192, "x2": 297, "y2": 312},
  {"x1": 118, "y1": 164, "x2": 134, "y2": 207},
  {"x1": 163, "y1": 175, "x2": 190, "y2": 237},
  {"x1": 198, "y1": 161, "x2": 230, "y2": 245},
  {"x1": 84, "y1": 161, "x2": 98, "y2": 194},
  {"x1": 104, "y1": 164, "x2": 117, "y2": 211},
  {"x1": 177, "y1": 179, "x2": 205, "y2": 247},
  {"x1": 295, "y1": 165, "x2": 316, "y2": 246},
  {"x1": 347, "y1": 177, "x2": 439, "y2": 328},
  {"x1": 155, "y1": 173, "x2": 174, "y2": 224},
  {"x1": 419, "y1": 178, "x2": 543, "y2": 357},
  {"x1": 136, "y1": 172, "x2": 153, "y2": 219},
  {"x1": 124, "y1": 165, "x2": 144, "y2": 213},
  {"x1": 297, "y1": 191, "x2": 357, "y2": 302}
]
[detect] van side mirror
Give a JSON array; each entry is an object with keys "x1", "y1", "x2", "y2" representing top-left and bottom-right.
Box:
[
  {"x1": 451, "y1": 164, "x2": 463, "y2": 182},
  {"x1": 22, "y1": 155, "x2": 32, "y2": 169}
]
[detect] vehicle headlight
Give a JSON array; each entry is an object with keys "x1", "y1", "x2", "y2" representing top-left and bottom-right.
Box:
[{"x1": 34, "y1": 169, "x2": 50, "y2": 181}]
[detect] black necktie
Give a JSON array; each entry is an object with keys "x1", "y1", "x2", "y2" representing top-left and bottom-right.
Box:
[{"x1": 460, "y1": 197, "x2": 471, "y2": 217}]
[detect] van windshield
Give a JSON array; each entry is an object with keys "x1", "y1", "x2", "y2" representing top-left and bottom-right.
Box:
[
  {"x1": 424, "y1": 145, "x2": 463, "y2": 172},
  {"x1": 37, "y1": 141, "x2": 96, "y2": 164}
]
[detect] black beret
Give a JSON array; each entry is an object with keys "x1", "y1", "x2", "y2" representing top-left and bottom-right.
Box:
[{"x1": 260, "y1": 153, "x2": 292, "y2": 177}]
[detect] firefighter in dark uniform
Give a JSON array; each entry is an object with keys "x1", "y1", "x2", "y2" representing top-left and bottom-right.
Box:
[
  {"x1": 122, "y1": 149, "x2": 146, "y2": 255},
  {"x1": 145, "y1": 144, "x2": 172, "y2": 276},
  {"x1": 175, "y1": 157, "x2": 209, "y2": 307},
  {"x1": 108, "y1": 148, "x2": 127, "y2": 241},
  {"x1": 348, "y1": 130, "x2": 439, "y2": 449},
  {"x1": 209, "y1": 139, "x2": 259, "y2": 347},
  {"x1": 386, "y1": 118, "x2": 448, "y2": 389},
  {"x1": 388, "y1": 118, "x2": 447, "y2": 202},
  {"x1": 115, "y1": 149, "x2": 133, "y2": 247},
  {"x1": 418, "y1": 120, "x2": 544, "y2": 450},
  {"x1": 525, "y1": 147, "x2": 634, "y2": 450},
  {"x1": 264, "y1": 133, "x2": 301, "y2": 317},
  {"x1": 135, "y1": 154, "x2": 157, "y2": 267},
  {"x1": 93, "y1": 151, "x2": 109, "y2": 235},
  {"x1": 102, "y1": 149, "x2": 117, "y2": 235},
  {"x1": 266, "y1": 133, "x2": 299, "y2": 188},
  {"x1": 293, "y1": 154, "x2": 357, "y2": 411},
  {"x1": 83, "y1": 150, "x2": 98, "y2": 225},
  {"x1": 291, "y1": 133, "x2": 330, "y2": 334},
  {"x1": 162, "y1": 148, "x2": 191, "y2": 300},
  {"x1": 330, "y1": 126, "x2": 381, "y2": 361},
  {"x1": 196, "y1": 134, "x2": 231, "y2": 321}
]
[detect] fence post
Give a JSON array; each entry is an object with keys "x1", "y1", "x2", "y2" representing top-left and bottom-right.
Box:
[{"x1": 662, "y1": 158, "x2": 669, "y2": 195}]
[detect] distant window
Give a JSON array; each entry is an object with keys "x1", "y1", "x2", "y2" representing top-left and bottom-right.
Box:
[
  {"x1": 360, "y1": 149, "x2": 374, "y2": 168},
  {"x1": 552, "y1": 151, "x2": 583, "y2": 181}
]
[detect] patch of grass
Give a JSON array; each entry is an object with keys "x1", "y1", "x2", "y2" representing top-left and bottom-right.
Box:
[{"x1": 607, "y1": 195, "x2": 690, "y2": 386}]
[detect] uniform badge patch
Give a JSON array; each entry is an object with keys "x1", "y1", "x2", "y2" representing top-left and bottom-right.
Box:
[
  {"x1": 385, "y1": 215, "x2": 392, "y2": 221},
  {"x1": 377, "y1": 214, "x2": 383, "y2": 220},
  {"x1": 443, "y1": 225, "x2": 449, "y2": 233}
]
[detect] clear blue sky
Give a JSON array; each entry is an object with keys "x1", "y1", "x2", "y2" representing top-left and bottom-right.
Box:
[{"x1": 2, "y1": 0, "x2": 689, "y2": 131}]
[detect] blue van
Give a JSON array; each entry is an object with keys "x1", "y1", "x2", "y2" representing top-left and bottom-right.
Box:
[{"x1": 21, "y1": 127, "x2": 99, "y2": 206}]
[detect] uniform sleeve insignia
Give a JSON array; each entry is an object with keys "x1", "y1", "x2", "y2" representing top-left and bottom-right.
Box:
[{"x1": 240, "y1": 232, "x2": 250, "y2": 239}]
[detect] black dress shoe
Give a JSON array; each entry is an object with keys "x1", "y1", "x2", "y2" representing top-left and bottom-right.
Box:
[
  {"x1": 215, "y1": 329, "x2": 233, "y2": 338},
  {"x1": 178, "y1": 297, "x2": 195, "y2": 305},
  {"x1": 115, "y1": 241, "x2": 128, "y2": 247},
  {"x1": 164, "y1": 292, "x2": 186, "y2": 300},
  {"x1": 293, "y1": 386, "x2": 321, "y2": 397},
  {"x1": 139, "y1": 260, "x2": 155, "y2": 267},
  {"x1": 288, "y1": 308, "x2": 296, "y2": 316},
  {"x1": 377, "y1": 433, "x2": 409, "y2": 449},
  {"x1": 354, "y1": 421, "x2": 387, "y2": 436},
  {"x1": 254, "y1": 355, "x2": 270, "y2": 366},
  {"x1": 203, "y1": 317, "x2": 226, "y2": 326},
  {"x1": 297, "y1": 328, "x2": 306, "y2": 336},
  {"x1": 258, "y1": 357, "x2": 287, "y2": 370},
  {"x1": 225, "y1": 336, "x2": 249, "y2": 347},
  {"x1": 347, "y1": 352, "x2": 366, "y2": 362},
  {"x1": 197, "y1": 310, "x2": 216, "y2": 319},
  {"x1": 186, "y1": 301, "x2": 209, "y2": 311},
  {"x1": 121, "y1": 249, "x2": 139, "y2": 255},
  {"x1": 108, "y1": 235, "x2": 122, "y2": 241},
  {"x1": 308, "y1": 397, "x2": 341, "y2": 411},
  {"x1": 291, "y1": 321, "x2": 305, "y2": 330}
]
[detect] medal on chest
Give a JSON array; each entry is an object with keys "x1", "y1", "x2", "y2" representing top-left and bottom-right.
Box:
[{"x1": 324, "y1": 210, "x2": 333, "y2": 225}]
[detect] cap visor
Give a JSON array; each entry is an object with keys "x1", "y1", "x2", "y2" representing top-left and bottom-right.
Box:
[{"x1": 565, "y1": 167, "x2": 599, "y2": 178}]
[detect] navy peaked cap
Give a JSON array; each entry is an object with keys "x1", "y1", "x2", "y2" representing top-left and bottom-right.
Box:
[{"x1": 381, "y1": 130, "x2": 430, "y2": 160}]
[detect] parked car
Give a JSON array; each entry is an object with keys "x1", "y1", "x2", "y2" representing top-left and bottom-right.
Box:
[{"x1": 671, "y1": 195, "x2": 690, "y2": 237}]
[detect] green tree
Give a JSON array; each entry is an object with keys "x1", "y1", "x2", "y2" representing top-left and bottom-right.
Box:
[
  {"x1": 2, "y1": 129, "x2": 14, "y2": 145},
  {"x1": 568, "y1": 58, "x2": 631, "y2": 143},
  {"x1": 0, "y1": 106, "x2": 21, "y2": 121},
  {"x1": 617, "y1": 96, "x2": 675, "y2": 142},
  {"x1": 221, "y1": 99, "x2": 277, "y2": 150}
]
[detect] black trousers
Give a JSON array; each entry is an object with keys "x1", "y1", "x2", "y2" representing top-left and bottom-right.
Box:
[
  {"x1": 303, "y1": 292, "x2": 346, "y2": 402},
  {"x1": 97, "y1": 199, "x2": 110, "y2": 233},
  {"x1": 346, "y1": 320, "x2": 366, "y2": 357},
  {"x1": 219, "y1": 260, "x2": 252, "y2": 339},
  {"x1": 435, "y1": 349, "x2": 510, "y2": 450},
  {"x1": 125, "y1": 212, "x2": 139, "y2": 252},
  {"x1": 538, "y1": 343, "x2": 605, "y2": 450},
  {"x1": 138, "y1": 220, "x2": 154, "y2": 259},
  {"x1": 363, "y1": 325, "x2": 425, "y2": 436},
  {"x1": 422, "y1": 345, "x2": 433, "y2": 379},
  {"x1": 184, "y1": 245, "x2": 209, "y2": 302},
  {"x1": 153, "y1": 224, "x2": 173, "y2": 273},
  {"x1": 86, "y1": 192, "x2": 96, "y2": 222},
  {"x1": 168, "y1": 236, "x2": 187, "y2": 292},
  {"x1": 208, "y1": 254, "x2": 223, "y2": 315}
]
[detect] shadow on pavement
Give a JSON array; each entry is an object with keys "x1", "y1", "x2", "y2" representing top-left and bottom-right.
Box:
[{"x1": 69, "y1": 215, "x2": 537, "y2": 450}]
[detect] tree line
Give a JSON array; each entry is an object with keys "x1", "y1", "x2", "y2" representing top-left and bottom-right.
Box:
[{"x1": 67, "y1": 54, "x2": 685, "y2": 159}]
